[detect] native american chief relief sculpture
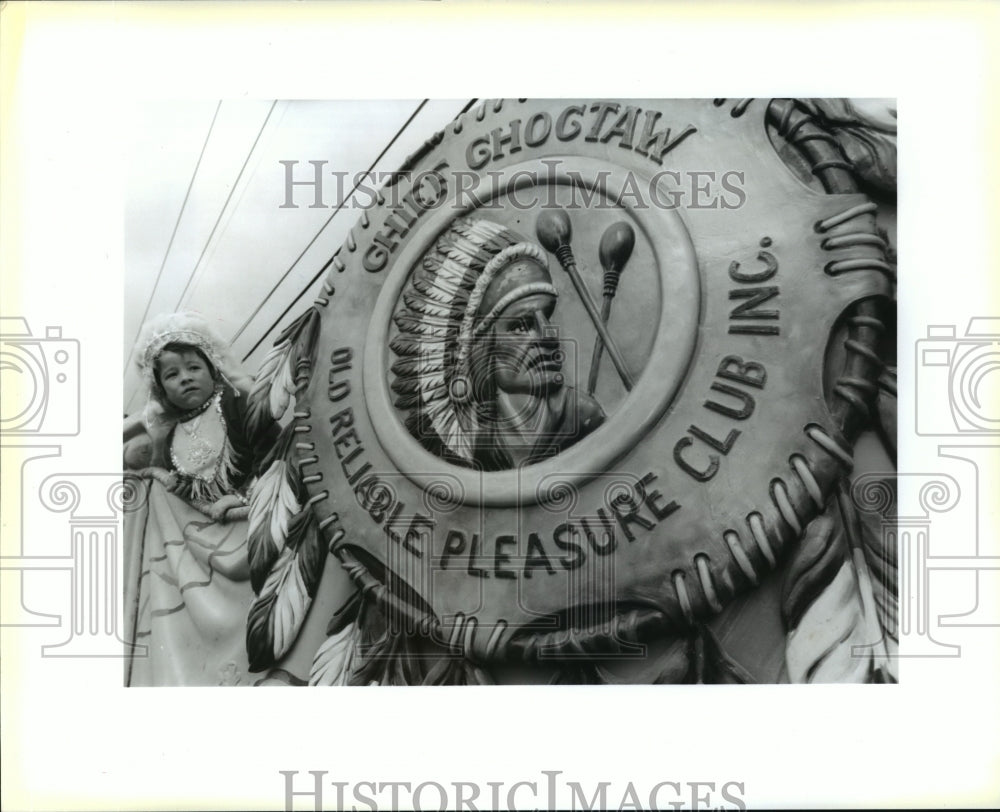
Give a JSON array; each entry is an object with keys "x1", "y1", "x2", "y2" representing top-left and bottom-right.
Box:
[
  {"x1": 390, "y1": 218, "x2": 609, "y2": 471},
  {"x1": 125, "y1": 98, "x2": 897, "y2": 686}
]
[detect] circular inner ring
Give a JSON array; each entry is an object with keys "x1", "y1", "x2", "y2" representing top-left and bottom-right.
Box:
[{"x1": 363, "y1": 157, "x2": 700, "y2": 507}]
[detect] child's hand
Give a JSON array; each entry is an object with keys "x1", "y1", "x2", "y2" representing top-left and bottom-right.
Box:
[
  {"x1": 145, "y1": 468, "x2": 182, "y2": 494},
  {"x1": 209, "y1": 494, "x2": 244, "y2": 522}
]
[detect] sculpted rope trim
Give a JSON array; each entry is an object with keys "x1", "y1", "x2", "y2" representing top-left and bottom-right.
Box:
[
  {"x1": 822, "y1": 233, "x2": 888, "y2": 250},
  {"x1": 440, "y1": 613, "x2": 484, "y2": 658},
  {"x1": 826, "y1": 258, "x2": 895, "y2": 280},
  {"x1": 463, "y1": 617, "x2": 479, "y2": 657},
  {"x1": 673, "y1": 572, "x2": 695, "y2": 624},
  {"x1": 448, "y1": 614, "x2": 466, "y2": 648},
  {"x1": 812, "y1": 158, "x2": 854, "y2": 174},
  {"x1": 485, "y1": 620, "x2": 507, "y2": 659},
  {"x1": 806, "y1": 424, "x2": 855, "y2": 468},
  {"x1": 771, "y1": 480, "x2": 802, "y2": 535},
  {"x1": 815, "y1": 202, "x2": 878, "y2": 232},
  {"x1": 653, "y1": 437, "x2": 844, "y2": 628},
  {"x1": 288, "y1": 355, "x2": 351, "y2": 554},
  {"x1": 724, "y1": 530, "x2": 759, "y2": 584},
  {"x1": 791, "y1": 454, "x2": 825, "y2": 509},
  {"x1": 695, "y1": 555, "x2": 723, "y2": 613},
  {"x1": 747, "y1": 513, "x2": 777, "y2": 568},
  {"x1": 818, "y1": 205, "x2": 895, "y2": 307}
]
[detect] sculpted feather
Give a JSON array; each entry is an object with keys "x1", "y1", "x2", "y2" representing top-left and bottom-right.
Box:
[
  {"x1": 247, "y1": 459, "x2": 301, "y2": 591},
  {"x1": 309, "y1": 621, "x2": 359, "y2": 686},
  {"x1": 388, "y1": 217, "x2": 519, "y2": 462},
  {"x1": 246, "y1": 507, "x2": 326, "y2": 671},
  {"x1": 781, "y1": 486, "x2": 896, "y2": 683},
  {"x1": 246, "y1": 307, "x2": 321, "y2": 435}
]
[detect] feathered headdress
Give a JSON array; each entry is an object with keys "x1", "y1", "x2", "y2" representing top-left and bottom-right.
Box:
[
  {"x1": 134, "y1": 311, "x2": 252, "y2": 432},
  {"x1": 389, "y1": 218, "x2": 556, "y2": 463}
]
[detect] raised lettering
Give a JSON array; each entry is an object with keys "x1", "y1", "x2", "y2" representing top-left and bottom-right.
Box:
[
  {"x1": 490, "y1": 119, "x2": 522, "y2": 162},
  {"x1": 330, "y1": 347, "x2": 353, "y2": 366},
  {"x1": 599, "y1": 105, "x2": 640, "y2": 150},
  {"x1": 441, "y1": 530, "x2": 466, "y2": 568},
  {"x1": 729, "y1": 250, "x2": 778, "y2": 283},
  {"x1": 581, "y1": 513, "x2": 617, "y2": 554},
  {"x1": 689, "y1": 423, "x2": 741, "y2": 454},
  {"x1": 524, "y1": 533, "x2": 556, "y2": 577},
  {"x1": 704, "y1": 382, "x2": 755, "y2": 420},
  {"x1": 633, "y1": 112, "x2": 697, "y2": 164},
  {"x1": 553, "y1": 522, "x2": 586, "y2": 570},
  {"x1": 397, "y1": 513, "x2": 431, "y2": 558},
  {"x1": 494, "y1": 535, "x2": 517, "y2": 579},
  {"x1": 362, "y1": 244, "x2": 388, "y2": 273},
  {"x1": 716, "y1": 355, "x2": 766, "y2": 389},
  {"x1": 333, "y1": 427, "x2": 361, "y2": 459},
  {"x1": 586, "y1": 101, "x2": 620, "y2": 142},
  {"x1": 729, "y1": 286, "x2": 779, "y2": 321},
  {"x1": 674, "y1": 436, "x2": 719, "y2": 482},
  {"x1": 466, "y1": 136, "x2": 491, "y2": 170},
  {"x1": 328, "y1": 406, "x2": 354, "y2": 438},
  {"x1": 523, "y1": 112, "x2": 552, "y2": 147},
  {"x1": 636, "y1": 472, "x2": 680, "y2": 521},
  {"x1": 467, "y1": 533, "x2": 488, "y2": 578},
  {"x1": 328, "y1": 378, "x2": 350, "y2": 402},
  {"x1": 607, "y1": 492, "x2": 654, "y2": 543},
  {"x1": 556, "y1": 105, "x2": 585, "y2": 141}
]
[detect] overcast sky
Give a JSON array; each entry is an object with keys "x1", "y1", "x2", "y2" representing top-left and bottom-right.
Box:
[{"x1": 123, "y1": 99, "x2": 468, "y2": 412}]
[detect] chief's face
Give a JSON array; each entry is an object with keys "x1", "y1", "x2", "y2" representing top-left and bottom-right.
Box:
[{"x1": 492, "y1": 293, "x2": 564, "y2": 395}]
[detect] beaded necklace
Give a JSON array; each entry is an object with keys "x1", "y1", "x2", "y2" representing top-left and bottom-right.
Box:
[{"x1": 168, "y1": 390, "x2": 239, "y2": 502}]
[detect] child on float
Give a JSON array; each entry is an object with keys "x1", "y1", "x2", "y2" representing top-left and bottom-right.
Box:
[{"x1": 123, "y1": 312, "x2": 279, "y2": 686}]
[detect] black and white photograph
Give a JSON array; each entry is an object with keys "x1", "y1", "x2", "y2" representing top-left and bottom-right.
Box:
[
  {"x1": 121, "y1": 98, "x2": 899, "y2": 689},
  {"x1": 2, "y1": 3, "x2": 999, "y2": 810}
]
